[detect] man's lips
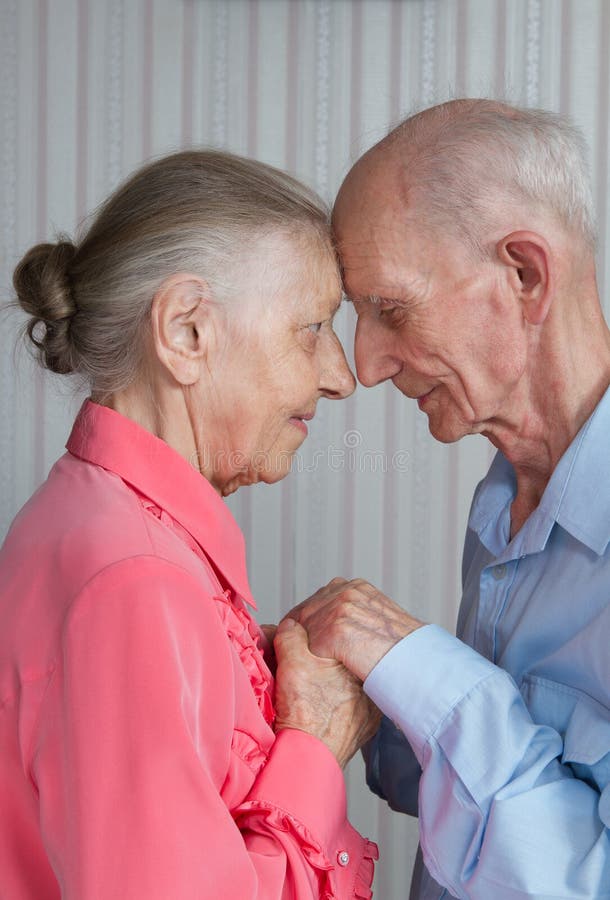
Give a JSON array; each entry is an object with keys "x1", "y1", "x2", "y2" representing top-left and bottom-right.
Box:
[
  {"x1": 417, "y1": 389, "x2": 435, "y2": 409},
  {"x1": 393, "y1": 381, "x2": 436, "y2": 407}
]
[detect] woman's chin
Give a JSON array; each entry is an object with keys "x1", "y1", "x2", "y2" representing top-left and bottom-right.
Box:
[
  {"x1": 258, "y1": 452, "x2": 298, "y2": 485},
  {"x1": 220, "y1": 451, "x2": 298, "y2": 495}
]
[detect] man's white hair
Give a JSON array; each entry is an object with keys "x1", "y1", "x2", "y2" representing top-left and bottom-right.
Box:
[{"x1": 391, "y1": 100, "x2": 597, "y2": 256}]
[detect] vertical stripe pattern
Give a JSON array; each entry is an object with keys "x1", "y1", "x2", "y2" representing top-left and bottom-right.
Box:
[
  {"x1": 526, "y1": 0, "x2": 542, "y2": 106},
  {"x1": 0, "y1": 0, "x2": 18, "y2": 533},
  {"x1": 3, "y1": 3, "x2": 610, "y2": 896},
  {"x1": 212, "y1": 0, "x2": 228, "y2": 147},
  {"x1": 33, "y1": 0, "x2": 49, "y2": 486},
  {"x1": 106, "y1": 0, "x2": 124, "y2": 187}
]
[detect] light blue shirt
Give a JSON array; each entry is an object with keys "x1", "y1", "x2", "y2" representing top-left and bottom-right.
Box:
[{"x1": 364, "y1": 385, "x2": 610, "y2": 899}]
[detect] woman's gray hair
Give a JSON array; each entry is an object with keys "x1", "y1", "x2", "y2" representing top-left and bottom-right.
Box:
[
  {"x1": 393, "y1": 100, "x2": 597, "y2": 256},
  {"x1": 12, "y1": 150, "x2": 332, "y2": 399}
]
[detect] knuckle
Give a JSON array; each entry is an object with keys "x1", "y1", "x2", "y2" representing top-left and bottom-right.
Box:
[{"x1": 339, "y1": 588, "x2": 359, "y2": 608}]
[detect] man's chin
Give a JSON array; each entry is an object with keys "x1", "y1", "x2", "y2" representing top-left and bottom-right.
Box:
[{"x1": 425, "y1": 413, "x2": 471, "y2": 445}]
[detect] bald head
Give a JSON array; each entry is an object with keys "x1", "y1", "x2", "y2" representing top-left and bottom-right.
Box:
[{"x1": 334, "y1": 99, "x2": 597, "y2": 259}]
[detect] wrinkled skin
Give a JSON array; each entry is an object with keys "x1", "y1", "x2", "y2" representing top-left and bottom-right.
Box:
[
  {"x1": 288, "y1": 578, "x2": 423, "y2": 682},
  {"x1": 273, "y1": 618, "x2": 382, "y2": 768}
]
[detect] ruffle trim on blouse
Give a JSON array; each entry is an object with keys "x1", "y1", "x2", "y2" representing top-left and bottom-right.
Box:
[
  {"x1": 354, "y1": 840, "x2": 379, "y2": 899},
  {"x1": 230, "y1": 728, "x2": 268, "y2": 778},
  {"x1": 138, "y1": 497, "x2": 206, "y2": 557},
  {"x1": 137, "y1": 496, "x2": 274, "y2": 727},
  {"x1": 214, "y1": 590, "x2": 275, "y2": 727},
  {"x1": 234, "y1": 802, "x2": 378, "y2": 899}
]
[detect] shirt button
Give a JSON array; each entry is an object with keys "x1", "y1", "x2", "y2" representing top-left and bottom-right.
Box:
[
  {"x1": 492, "y1": 564, "x2": 507, "y2": 580},
  {"x1": 337, "y1": 850, "x2": 350, "y2": 866}
]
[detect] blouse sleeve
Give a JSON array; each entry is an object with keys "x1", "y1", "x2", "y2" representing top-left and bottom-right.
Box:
[{"x1": 31, "y1": 556, "x2": 374, "y2": 899}]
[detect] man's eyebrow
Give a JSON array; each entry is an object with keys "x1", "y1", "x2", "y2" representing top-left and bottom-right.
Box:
[
  {"x1": 344, "y1": 293, "x2": 407, "y2": 305},
  {"x1": 342, "y1": 291, "x2": 372, "y2": 303},
  {"x1": 344, "y1": 279, "x2": 426, "y2": 306}
]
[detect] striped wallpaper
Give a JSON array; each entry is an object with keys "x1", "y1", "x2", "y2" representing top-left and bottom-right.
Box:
[{"x1": 1, "y1": 1, "x2": 609, "y2": 895}]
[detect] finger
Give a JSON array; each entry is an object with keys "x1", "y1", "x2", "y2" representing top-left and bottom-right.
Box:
[
  {"x1": 290, "y1": 578, "x2": 353, "y2": 623},
  {"x1": 284, "y1": 586, "x2": 328, "y2": 621},
  {"x1": 274, "y1": 617, "x2": 310, "y2": 661},
  {"x1": 292, "y1": 577, "x2": 348, "y2": 614},
  {"x1": 345, "y1": 578, "x2": 380, "y2": 597},
  {"x1": 347, "y1": 580, "x2": 405, "y2": 614},
  {"x1": 285, "y1": 588, "x2": 330, "y2": 622}
]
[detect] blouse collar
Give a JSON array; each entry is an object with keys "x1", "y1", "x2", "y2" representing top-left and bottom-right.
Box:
[{"x1": 66, "y1": 399, "x2": 255, "y2": 608}]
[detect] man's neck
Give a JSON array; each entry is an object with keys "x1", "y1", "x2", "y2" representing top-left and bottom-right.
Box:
[{"x1": 482, "y1": 295, "x2": 610, "y2": 536}]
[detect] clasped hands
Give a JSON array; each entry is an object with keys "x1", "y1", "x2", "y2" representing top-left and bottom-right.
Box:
[{"x1": 267, "y1": 578, "x2": 423, "y2": 768}]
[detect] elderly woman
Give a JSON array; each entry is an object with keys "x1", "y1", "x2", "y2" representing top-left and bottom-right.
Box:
[{"x1": 0, "y1": 151, "x2": 379, "y2": 899}]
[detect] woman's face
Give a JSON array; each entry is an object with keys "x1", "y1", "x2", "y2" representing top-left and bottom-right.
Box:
[{"x1": 196, "y1": 233, "x2": 356, "y2": 495}]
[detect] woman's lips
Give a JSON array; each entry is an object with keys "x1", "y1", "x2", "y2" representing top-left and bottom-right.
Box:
[
  {"x1": 289, "y1": 412, "x2": 314, "y2": 435},
  {"x1": 289, "y1": 417, "x2": 309, "y2": 435}
]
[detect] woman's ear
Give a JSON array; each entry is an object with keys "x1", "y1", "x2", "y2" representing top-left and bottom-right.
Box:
[
  {"x1": 496, "y1": 231, "x2": 553, "y2": 325},
  {"x1": 150, "y1": 273, "x2": 212, "y2": 385}
]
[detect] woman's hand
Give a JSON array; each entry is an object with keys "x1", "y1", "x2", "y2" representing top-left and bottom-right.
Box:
[{"x1": 273, "y1": 618, "x2": 381, "y2": 768}]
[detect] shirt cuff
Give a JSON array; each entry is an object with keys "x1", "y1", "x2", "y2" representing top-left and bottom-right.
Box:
[
  {"x1": 245, "y1": 728, "x2": 347, "y2": 848},
  {"x1": 363, "y1": 624, "x2": 497, "y2": 765}
]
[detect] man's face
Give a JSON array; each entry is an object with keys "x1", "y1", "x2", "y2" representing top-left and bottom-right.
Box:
[{"x1": 332, "y1": 164, "x2": 528, "y2": 444}]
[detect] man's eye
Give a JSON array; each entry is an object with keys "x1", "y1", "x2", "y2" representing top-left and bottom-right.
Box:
[
  {"x1": 307, "y1": 322, "x2": 322, "y2": 334},
  {"x1": 378, "y1": 303, "x2": 405, "y2": 323}
]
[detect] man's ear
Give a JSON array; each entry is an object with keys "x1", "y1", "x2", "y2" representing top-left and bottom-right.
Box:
[
  {"x1": 496, "y1": 231, "x2": 552, "y2": 325},
  {"x1": 150, "y1": 273, "x2": 212, "y2": 385}
]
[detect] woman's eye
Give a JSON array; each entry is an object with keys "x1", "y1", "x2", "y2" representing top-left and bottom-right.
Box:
[{"x1": 307, "y1": 322, "x2": 322, "y2": 334}]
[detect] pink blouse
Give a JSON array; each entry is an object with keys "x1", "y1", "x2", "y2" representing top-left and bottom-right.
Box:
[{"x1": 0, "y1": 400, "x2": 377, "y2": 899}]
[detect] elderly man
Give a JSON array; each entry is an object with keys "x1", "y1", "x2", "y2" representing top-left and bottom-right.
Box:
[{"x1": 281, "y1": 100, "x2": 610, "y2": 898}]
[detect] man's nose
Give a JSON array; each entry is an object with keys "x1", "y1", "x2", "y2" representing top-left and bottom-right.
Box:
[{"x1": 354, "y1": 316, "x2": 402, "y2": 387}]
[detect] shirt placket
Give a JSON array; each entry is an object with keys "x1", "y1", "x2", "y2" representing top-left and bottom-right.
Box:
[{"x1": 475, "y1": 557, "x2": 519, "y2": 663}]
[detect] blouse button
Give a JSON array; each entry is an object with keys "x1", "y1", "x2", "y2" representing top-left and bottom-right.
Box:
[{"x1": 337, "y1": 850, "x2": 350, "y2": 866}]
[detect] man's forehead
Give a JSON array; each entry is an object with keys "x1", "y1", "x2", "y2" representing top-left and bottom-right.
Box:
[
  {"x1": 334, "y1": 164, "x2": 396, "y2": 225},
  {"x1": 333, "y1": 170, "x2": 412, "y2": 251},
  {"x1": 334, "y1": 196, "x2": 408, "y2": 254},
  {"x1": 334, "y1": 213, "x2": 418, "y2": 287},
  {"x1": 338, "y1": 253, "x2": 414, "y2": 303},
  {"x1": 331, "y1": 152, "x2": 425, "y2": 293}
]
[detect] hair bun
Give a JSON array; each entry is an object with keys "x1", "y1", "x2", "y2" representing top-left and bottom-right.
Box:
[{"x1": 13, "y1": 239, "x2": 79, "y2": 375}]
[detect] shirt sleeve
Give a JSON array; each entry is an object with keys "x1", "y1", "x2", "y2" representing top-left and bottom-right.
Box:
[
  {"x1": 31, "y1": 556, "x2": 373, "y2": 899},
  {"x1": 362, "y1": 716, "x2": 421, "y2": 817},
  {"x1": 364, "y1": 624, "x2": 610, "y2": 899}
]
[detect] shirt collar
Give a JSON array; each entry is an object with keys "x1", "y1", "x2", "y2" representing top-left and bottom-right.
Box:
[
  {"x1": 66, "y1": 399, "x2": 256, "y2": 608},
  {"x1": 469, "y1": 383, "x2": 610, "y2": 559},
  {"x1": 551, "y1": 383, "x2": 610, "y2": 555}
]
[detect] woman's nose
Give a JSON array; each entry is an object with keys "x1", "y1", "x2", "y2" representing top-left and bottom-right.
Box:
[{"x1": 320, "y1": 335, "x2": 357, "y2": 399}]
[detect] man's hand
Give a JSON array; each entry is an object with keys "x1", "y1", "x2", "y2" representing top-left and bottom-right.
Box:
[
  {"x1": 273, "y1": 618, "x2": 381, "y2": 768},
  {"x1": 288, "y1": 578, "x2": 424, "y2": 682}
]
